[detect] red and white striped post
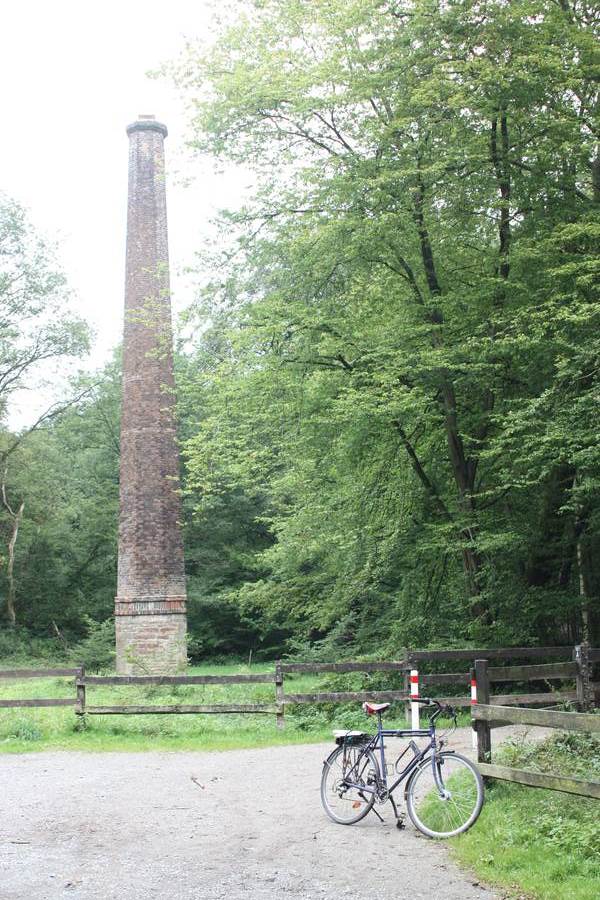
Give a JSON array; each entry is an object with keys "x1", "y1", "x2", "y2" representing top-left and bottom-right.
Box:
[
  {"x1": 470, "y1": 670, "x2": 478, "y2": 750},
  {"x1": 410, "y1": 669, "x2": 420, "y2": 730}
]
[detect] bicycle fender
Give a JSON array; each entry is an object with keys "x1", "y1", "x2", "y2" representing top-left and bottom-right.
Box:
[{"x1": 323, "y1": 746, "x2": 340, "y2": 765}]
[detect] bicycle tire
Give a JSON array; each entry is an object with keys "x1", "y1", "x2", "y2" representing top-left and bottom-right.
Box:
[
  {"x1": 320, "y1": 744, "x2": 379, "y2": 825},
  {"x1": 405, "y1": 751, "x2": 484, "y2": 839}
]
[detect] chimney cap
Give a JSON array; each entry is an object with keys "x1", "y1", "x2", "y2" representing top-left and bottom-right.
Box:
[{"x1": 126, "y1": 116, "x2": 168, "y2": 138}]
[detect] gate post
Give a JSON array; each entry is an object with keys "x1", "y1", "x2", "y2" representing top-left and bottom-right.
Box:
[
  {"x1": 574, "y1": 642, "x2": 592, "y2": 712},
  {"x1": 275, "y1": 660, "x2": 284, "y2": 729},
  {"x1": 474, "y1": 658, "x2": 491, "y2": 763},
  {"x1": 75, "y1": 666, "x2": 86, "y2": 725}
]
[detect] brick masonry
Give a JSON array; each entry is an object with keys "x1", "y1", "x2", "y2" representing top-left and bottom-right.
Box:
[{"x1": 115, "y1": 116, "x2": 188, "y2": 674}]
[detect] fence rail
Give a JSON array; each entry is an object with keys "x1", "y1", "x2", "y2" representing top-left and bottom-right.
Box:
[
  {"x1": 0, "y1": 643, "x2": 596, "y2": 729},
  {"x1": 0, "y1": 698, "x2": 77, "y2": 709},
  {"x1": 279, "y1": 661, "x2": 408, "y2": 673},
  {"x1": 80, "y1": 673, "x2": 275, "y2": 686},
  {"x1": 0, "y1": 668, "x2": 82, "y2": 679},
  {"x1": 0, "y1": 666, "x2": 83, "y2": 709},
  {"x1": 85, "y1": 704, "x2": 277, "y2": 716},
  {"x1": 475, "y1": 762, "x2": 600, "y2": 800},
  {"x1": 471, "y1": 653, "x2": 600, "y2": 800},
  {"x1": 408, "y1": 647, "x2": 573, "y2": 662}
]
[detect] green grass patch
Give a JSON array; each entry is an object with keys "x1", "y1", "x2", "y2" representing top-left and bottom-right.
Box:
[
  {"x1": 0, "y1": 661, "x2": 414, "y2": 753},
  {"x1": 450, "y1": 732, "x2": 600, "y2": 900}
]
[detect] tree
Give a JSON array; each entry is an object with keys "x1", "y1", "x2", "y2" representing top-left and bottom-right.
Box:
[
  {"x1": 170, "y1": 0, "x2": 599, "y2": 649},
  {"x1": 0, "y1": 195, "x2": 91, "y2": 624},
  {"x1": 0, "y1": 358, "x2": 120, "y2": 632},
  {"x1": 0, "y1": 195, "x2": 89, "y2": 423}
]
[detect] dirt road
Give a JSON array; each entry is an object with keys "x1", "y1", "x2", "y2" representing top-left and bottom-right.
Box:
[{"x1": 0, "y1": 732, "x2": 500, "y2": 900}]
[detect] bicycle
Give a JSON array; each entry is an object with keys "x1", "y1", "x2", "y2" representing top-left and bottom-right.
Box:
[{"x1": 320, "y1": 698, "x2": 484, "y2": 839}]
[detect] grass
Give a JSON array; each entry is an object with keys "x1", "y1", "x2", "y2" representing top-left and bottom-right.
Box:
[
  {"x1": 5, "y1": 654, "x2": 599, "y2": 899},
  {"x1": 450, "y1": 731, "x2": 600, "y2": 900},
  {"x1": 0, "y1": 661, "x2": 417, "y2": 753}
]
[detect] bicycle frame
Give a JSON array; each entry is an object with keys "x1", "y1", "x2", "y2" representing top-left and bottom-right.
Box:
[{"x1": 340, "y1": 713, "x2": 446, "y2": 799}]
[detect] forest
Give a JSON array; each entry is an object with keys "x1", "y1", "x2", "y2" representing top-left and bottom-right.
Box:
[{"x1": 0, "y1": 0, "x2": 598, "y2": 663}]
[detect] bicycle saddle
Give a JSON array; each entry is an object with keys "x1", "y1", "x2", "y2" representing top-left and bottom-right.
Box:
[{"x1": 362, "y1": 702, "x2": 391, "y2": 715}]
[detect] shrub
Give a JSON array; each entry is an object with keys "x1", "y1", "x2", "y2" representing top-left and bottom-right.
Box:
[{"x1": 68, "y1": 617, "x2": 115, "y2": 672}]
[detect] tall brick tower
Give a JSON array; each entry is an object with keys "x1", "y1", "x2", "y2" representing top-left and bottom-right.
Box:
[{"x1": 115, "y1": 115, "x2": 187, "y2": 674}]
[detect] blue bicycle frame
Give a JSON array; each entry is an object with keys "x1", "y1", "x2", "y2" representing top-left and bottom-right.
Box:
[{"x1": 339, "y1": 708, "x2": 452, "y2": 806}]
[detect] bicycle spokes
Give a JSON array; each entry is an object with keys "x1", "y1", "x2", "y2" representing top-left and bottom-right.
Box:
[{"x1": 406, "y1": 753, "x2": 484, "y2": 839}]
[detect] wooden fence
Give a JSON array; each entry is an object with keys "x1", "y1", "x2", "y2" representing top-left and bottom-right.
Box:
[
  {"x1": 0, "y1": 644, "x2": 596, "y2": 731},
  {"x1": 472, "y1": 657, "x2": 600, "y2": 800},
  {"x1": 0, "y1": 668, "x2": 83, "y2": 709}
]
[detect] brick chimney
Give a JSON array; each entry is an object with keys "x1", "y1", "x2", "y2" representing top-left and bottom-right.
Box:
[{"x1": 115, "y1": 115, "x2": 187, "y2": 674}]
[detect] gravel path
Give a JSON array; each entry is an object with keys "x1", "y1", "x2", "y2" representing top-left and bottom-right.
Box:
[{"x1": 0, "y1": 728, "x2": 529, "y2": 900}]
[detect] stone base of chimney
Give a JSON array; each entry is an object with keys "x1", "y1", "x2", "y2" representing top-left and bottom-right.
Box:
[{"x1": 115, "y1": 612, "x2": 187, "y2": 675}]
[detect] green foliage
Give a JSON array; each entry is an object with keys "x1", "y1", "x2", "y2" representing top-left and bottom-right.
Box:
[
  {"x1": 1, "y1": 1, "x2": 600, "y2": 662},
  {"x1": 0, "y1": 193, "x2": 90, "y2": 416},
  {"x1": 0, "y1": 356, "x2": 120, "y2": 636},
  {"x1": 7, "y1": 717, "x2": 42, "y2": 742},
  {"x1": 453, "y1": 733, "x2": 600, "y2": 899},
  {"x1": 169, "y1": 0, "x2": 600, "y2": 652},
  {"x1": 0, "y1": 626, "x2": 66, "y2": 665},
  {"x1": 68, "y1": 617, "x2": 116, "y2": 673},
  {"x1": 0, "y1": 663, "x2": 336, "y2": 752}
]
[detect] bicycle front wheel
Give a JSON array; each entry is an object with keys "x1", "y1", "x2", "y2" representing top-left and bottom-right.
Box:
[
  {"x1": 321, "y1": 744, "x2": 378, "y2": 825},
  {"x1": 405, "y1": 751, "x2": 484, "y2": 839}
]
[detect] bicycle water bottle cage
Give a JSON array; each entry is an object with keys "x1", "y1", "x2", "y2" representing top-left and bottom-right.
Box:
[{"x1": 333, "y1": 730, "x2": 370, "y2": 746}]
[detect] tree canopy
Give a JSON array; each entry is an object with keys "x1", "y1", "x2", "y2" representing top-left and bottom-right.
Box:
[{"x1": 1, "y1": 0, "x2": 599, "y2": 660}]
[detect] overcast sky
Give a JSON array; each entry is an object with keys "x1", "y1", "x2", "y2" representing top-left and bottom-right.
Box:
[{"x1": 1, "y1": 0, "x2": 247, "y2": 427}]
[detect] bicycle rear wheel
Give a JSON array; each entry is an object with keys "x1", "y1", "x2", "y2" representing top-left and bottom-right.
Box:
[
  {"x1": 320, "y1": 744, "x2": 378, "y2": 825},
  {"x1": 405, "y1": 751, "x2": 484, "y2": 838}
]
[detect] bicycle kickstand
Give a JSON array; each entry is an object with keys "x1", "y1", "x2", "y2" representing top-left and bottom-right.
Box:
[
  {"x1": 388, "y1": 794, "x2": 405, "y2": 830},
  {"x1": 370, "y1": 805, "x2": 385, "y2": 823}
]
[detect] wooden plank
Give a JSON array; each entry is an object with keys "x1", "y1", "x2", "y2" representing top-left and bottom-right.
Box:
[
  {"x1": 0, "y1": 698, "x2": 76, "y2": 708},
  {"x1": 487, "y1": 662, "x2": 578, "y2": 682},
  {"x1": 409, "y1": 647, "x2": 571, "y2": 662},
  {"x1": 473, "y1": 703, "x2": 600, "y2": 732},
  {"x1": 0, "y1": 668, "x2": 81, "y2": 679},
  {"x1": 86, "y1": 704, "x2": 277, "y2": 715},
  {"x1": 275, "y1": 660, "x2": 284, "y2": 730},
  {"x1": 76, "y1": 666, "x2": 85, "y2": 715},
  {"x1": 435, "y1": 697, "x2": 472, "y2": 706},
  {"x1": 491, "y1": 691, "x2": 577, "y2": 706},
  {"x1": 477, "y1": 763, "x2": 600, "y2": 799},
  {"x1": 279, "y1": 662, "x2": 408, "y2": 674},
  {"x1": 282, "y1": 690, "x2": 408, "y2": 704},
  {"x1": 475, "y1": 659, "x2": 491, "y2": 763},
  {"x1": 79, "y1": 673, "x2": 275, "y2": 686},
  {"x1": 421, "y1": 672, "x2": 470, "y2": 686}
]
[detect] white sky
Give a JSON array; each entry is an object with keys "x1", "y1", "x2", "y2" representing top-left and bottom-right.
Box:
[{"x1": 1, "y1": 0, "x2": 248, "y2": 428}]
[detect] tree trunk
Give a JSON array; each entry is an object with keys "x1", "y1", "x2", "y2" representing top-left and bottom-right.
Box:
[
  {"x1": 1, "y1": 466, "x2": 24, "y2": 626},
  {"x1": 5, "y1": 499, "x2": 24, "y2": 626},
  {"x1": 411, "y1": 167, "x2": 486, "y2": 618}
]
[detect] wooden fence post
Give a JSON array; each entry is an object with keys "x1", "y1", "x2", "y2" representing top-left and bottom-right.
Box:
[
  {"x1": 574, "y1": 642, "x2": 592, "y2": 712},
  {"x1": 403, "y1": 653, "x2": 411, "y2": 724},
  {"x1": 275, "y1": 661, "x2": 284, "y2": 729},
  {"x1": 75, "y1": 666, "x2": 86, "y2": 722},
  {"x1": 474, "y1": 659, "x2": 491, "y2": 763}
]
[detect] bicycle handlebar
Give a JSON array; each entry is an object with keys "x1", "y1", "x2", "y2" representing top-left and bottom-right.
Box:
[{"x1": 414, "y1": 698, "x2": 457, "y2": 721}]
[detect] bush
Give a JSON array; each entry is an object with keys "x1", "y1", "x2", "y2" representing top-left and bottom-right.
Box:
[
  {"x1": 0, "y1": 626, "x2": 67, "y2": 665},
  {"x1": 8, "y1": 717, "x2": 42, "y2": 742},
  {"x1": 68, "y1": 617, "x2": 115, "y2": 672}
]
